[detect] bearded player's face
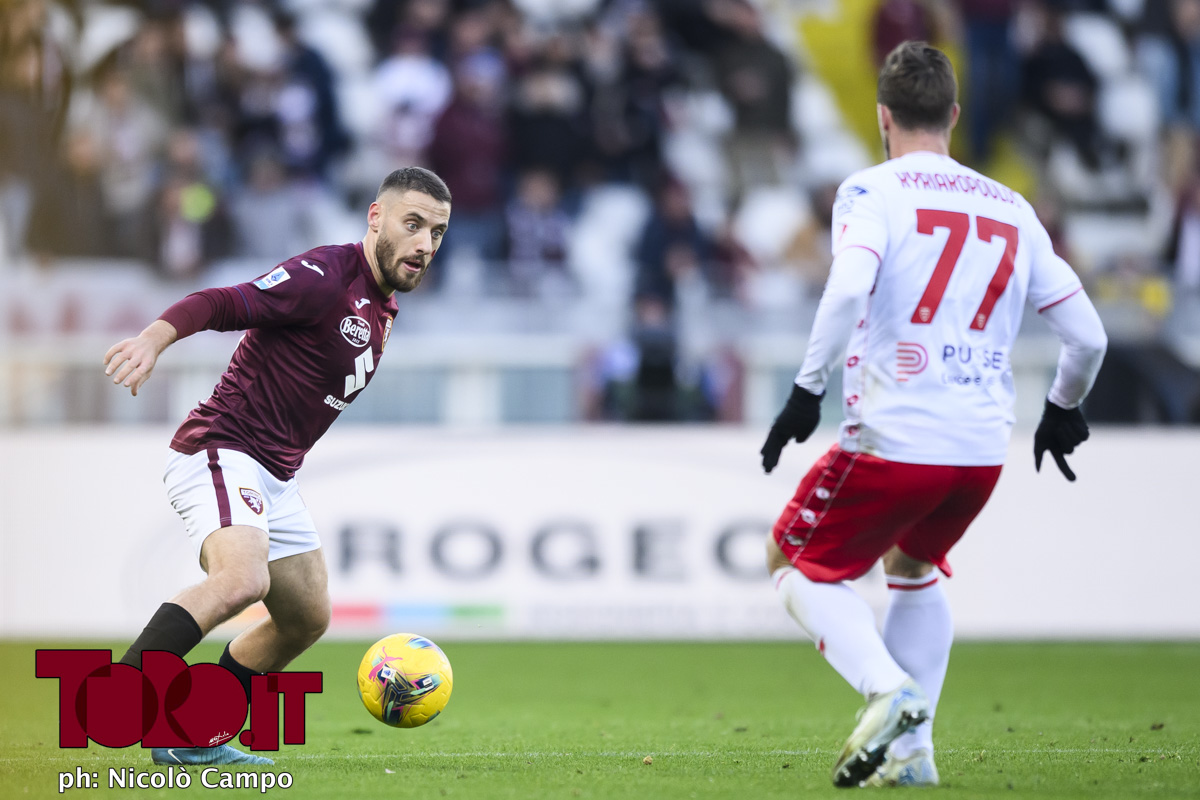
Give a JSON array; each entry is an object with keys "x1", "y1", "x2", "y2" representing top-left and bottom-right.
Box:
[{"x1": 372, "y1": 190, "x2": 451, "y2": 294}]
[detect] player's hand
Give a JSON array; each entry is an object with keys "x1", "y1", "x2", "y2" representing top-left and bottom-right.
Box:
[
  {"x1": 1033, "y1": 398, "x2": 1089, "y2": 481},
  {"x1": 104, "y1": 321, "x2": 177, "y2": 397},
  {"x1": 761, "y1": 385, "x2": 823, "y2": 474}
]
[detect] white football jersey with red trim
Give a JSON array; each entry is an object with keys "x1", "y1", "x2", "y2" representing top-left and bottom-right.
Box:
[{"x1": 830, "y1": 151, "x2": 1081, "y2": 466}]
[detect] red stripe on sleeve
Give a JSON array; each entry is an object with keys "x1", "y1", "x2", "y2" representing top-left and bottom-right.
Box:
[
  {"x1": 1037, "y1": 287, "x2": 1082, "y2": 313},
  {"x1": 835, "y1": 244, "x2": 883, "y2": 263}
]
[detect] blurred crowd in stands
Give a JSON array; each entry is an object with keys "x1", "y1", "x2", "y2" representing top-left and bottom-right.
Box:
[
  {"x1": 1, "y1": 0, "x2": 784, "y2": 287},
  {"x1": 2, "y1": 0, "x2": 1199, "y2": 422}
]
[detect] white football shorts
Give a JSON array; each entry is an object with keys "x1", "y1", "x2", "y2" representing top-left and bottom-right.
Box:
[{"x1": 164, "y1": 447, "x2": 321, "y2": 562}]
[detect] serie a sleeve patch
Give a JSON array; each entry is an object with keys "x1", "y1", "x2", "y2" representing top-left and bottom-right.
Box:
[
  {"x1": 253, "y1": 266, "x2": 291, "y2": 290},
  {"x1": 834, "y1": 185, "x2": 869, "y2": 217}
]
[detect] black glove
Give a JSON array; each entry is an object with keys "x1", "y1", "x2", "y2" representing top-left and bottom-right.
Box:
[
  {"x1": 761, "y1": 385, "x2": 823, "y2": 474},
  {"x1": 1033, "y1": 398, "x2": 1089, "y2": 481}
]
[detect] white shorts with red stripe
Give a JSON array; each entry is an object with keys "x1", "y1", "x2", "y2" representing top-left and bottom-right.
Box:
[{"x1": 164, "y1": 447, "x2": 320, "y2": 562}]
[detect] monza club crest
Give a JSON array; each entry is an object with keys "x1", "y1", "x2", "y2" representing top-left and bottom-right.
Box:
[{"x1": 240, "y1": 488, "x2": 264, "y2": 515}]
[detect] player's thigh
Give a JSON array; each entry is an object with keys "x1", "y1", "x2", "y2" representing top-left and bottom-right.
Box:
[
  {"x1": 260, "y1": 481, "x2": 329, "y2": 636},
  {"x1": 881, "y1": 545, "x2": 935, "y2": 578},
  {"x1": 765, "y1": 535, "x2": 792, "y2": 574},
  {"x1": 262, "y1": 548, "x2": 331, "y2": 638},
  {"x1": 772, "y1": 447, "x2": 949, "y2": 582},
  {"x1": 199, "y1": 525, "x2": 270, "y2": 577},
  {"x1": 262, "y1": 475, "x2": 322, "y2": 563},
  {"x1": 896, "y1": 465, "x2": 1002, "y2": 574},
  {"x1": 165, "y1": 447, "x2": 273, "y2": 564}
]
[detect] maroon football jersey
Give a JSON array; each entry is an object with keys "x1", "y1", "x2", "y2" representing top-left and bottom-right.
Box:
[{"x1": 169, "y1": 242, "x2": 398, "y2": 479}]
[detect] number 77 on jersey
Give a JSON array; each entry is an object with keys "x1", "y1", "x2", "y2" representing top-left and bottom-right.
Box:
[{"x1": 912, "y1": 209, "x2": 1018, "y2": 332}]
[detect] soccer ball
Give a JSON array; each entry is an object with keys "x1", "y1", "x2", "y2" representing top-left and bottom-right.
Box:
[{"x1": 357, "y1": 633, "x2": 453, "y2": 728}]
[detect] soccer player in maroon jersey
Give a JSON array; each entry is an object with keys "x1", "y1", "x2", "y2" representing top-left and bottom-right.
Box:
[{"x1": 102, "y1": 166, "x2": 451, "y2": 765}]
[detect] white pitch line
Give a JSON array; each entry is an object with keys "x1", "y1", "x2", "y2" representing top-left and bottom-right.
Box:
[
  {"x1": 0, "y1": 747, "x2": 1187, "y2": 765},
  {"x1": 285, "y1": 751, "x2": 822, "y2": 760},
  {"x1": 281, "y1": 748, "x2": 1192, "y2": 760}
]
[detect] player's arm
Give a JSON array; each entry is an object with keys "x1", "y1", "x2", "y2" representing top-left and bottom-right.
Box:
[
  {"x1": 1033, "y1": 290, "x2": 1107, "y2": 480},
  {"x1": 103, "y1": 260, "x2": 330, "y2": 397},
  {"x1": 760, "y1": 246, "x2": 879, "y2": 473},
  {"x1": 1025, "y1": 209, "x2": 1108, "y2": 480},
  {"x1": 1042, "y1": 290, "x2": 1107, "y2": 411},
  {"x1": 102, "y1": 288, "x2": 244, "y2": 396},
  {"x1": 794, "y1": 246, "x2": 879, "y2": 395},
  {"x1": 761, "y1": 179, "x2": 885, "y2": 473}
]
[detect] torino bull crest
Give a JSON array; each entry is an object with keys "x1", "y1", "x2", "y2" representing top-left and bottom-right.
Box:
[{"x1": 35, "y1": 650, "x2": 321, "y2": 750}]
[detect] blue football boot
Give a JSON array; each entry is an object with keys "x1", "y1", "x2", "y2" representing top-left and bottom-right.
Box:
[{"x1": 151, "y1": 745, "x2": 274, "y2": 766}]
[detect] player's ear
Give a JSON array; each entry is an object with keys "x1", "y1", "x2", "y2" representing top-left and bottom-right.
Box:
[
  {"x1": 367, "y1": 201, "x2": 382, "y2": 232},
  {"x1": 948, "y1": 103, "x2": 961, "y2": 131}
]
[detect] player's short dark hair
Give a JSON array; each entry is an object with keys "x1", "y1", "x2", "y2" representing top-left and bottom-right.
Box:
[
  {"x1": 877, "y1": 41, "x2": 957, "y2": 132},
  {"x1": 377, "y1": 166, "x2": 452, "y2": 205}
]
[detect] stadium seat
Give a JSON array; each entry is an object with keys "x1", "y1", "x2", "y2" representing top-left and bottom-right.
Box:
[
  {"x1": 182, "y1": 4, "x2": 222, "y2": 61},
  {"x1": 801, "y1": 135, "x2": 873, "y2": 187},
  {"x1": 1062, "y1": 13, "x2": 1130, "y2": 82},
  {"x1": 734, "y1": 187, "x2": 813, "y2": 266},
  {"x1": 509, "y1": 0, "x2": 604, "y2": 23},
  {"x1": 662, "y1": 131, "x2": 728, "y2": 196},
  {"x1": 683, "y1": 90, "x2": 735, "y2": 137},
  {"x1": 1107, "y1": 0, "x2": 1146, "y2": 23},
  {"x1": 569, "y1": 185, "x2": 649, "y2": 305},
  {"x1": 337, "y1": 74, "x2": 385, "y2": 139},
  {"x1": 297, "y1": 9, "x2": 374, "y2": 78},
  {"x1": 75, "y1": 4, "x2": 142, "y2": 75},
  {"x1": 230, "y1": 3, "x2": 284, "y2": 71},
  {"x1": 1065, "y1": 203, "x2": 1170, "y2": 266},
  {"x1": 1098, "y1": 75, "x2": 1160, "y2": 144},
  {"x1": 791, "y1": 76, "x2": 844, "y2": 142}
]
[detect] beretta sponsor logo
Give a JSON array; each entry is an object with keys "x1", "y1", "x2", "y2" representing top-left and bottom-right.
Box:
[{"x1": 340, "y1": 316, "x2": 371, "y2": 348}]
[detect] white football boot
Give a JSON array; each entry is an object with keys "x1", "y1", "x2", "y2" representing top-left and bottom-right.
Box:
[
  {"x1": 864, "y1": 747, "x2": 940, "y2": 787},
  {"x1": 831, "y1": 678, "x2": 929, "y2": 788}
]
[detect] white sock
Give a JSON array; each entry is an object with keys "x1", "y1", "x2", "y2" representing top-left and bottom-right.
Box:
[
  {"x1": 773, "y1": 566, "x2": 909, "y2": 697},
  {"x1": 882, "y1": 573, "x2": 952, "y2": 758}
]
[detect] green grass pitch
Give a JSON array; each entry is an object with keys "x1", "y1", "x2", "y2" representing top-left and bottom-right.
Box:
[{"x1": 2, "y1": 641, "x2": 1197, "y2": 798}]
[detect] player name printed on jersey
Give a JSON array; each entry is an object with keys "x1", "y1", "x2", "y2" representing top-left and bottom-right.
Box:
[
  {"x1": 831, "y1": 152, "x2": 1082, "y2": 468},
  {"x1": 892, "y1": 171, "x2": 1018, "y2": 204}
]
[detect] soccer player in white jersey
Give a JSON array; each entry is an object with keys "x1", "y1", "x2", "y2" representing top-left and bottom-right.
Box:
[{"x1": 759, "y1": 42, "x2": 1107, "y2": 788}]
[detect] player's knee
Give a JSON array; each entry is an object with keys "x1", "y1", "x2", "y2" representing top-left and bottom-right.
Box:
[
  {"x1": 302, "y1": 600, "x2": 331, "y2": 643},
  {"x1": 220, "y1": 567, "x2": 271, "y2": 612},
  {"x1": 279, "y1": 600, "x2": 330, "y2": 648}
]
